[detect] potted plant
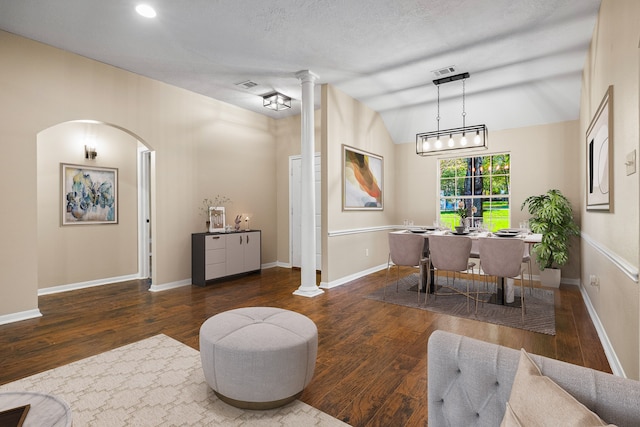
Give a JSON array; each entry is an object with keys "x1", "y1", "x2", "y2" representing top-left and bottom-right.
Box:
[{"x1": 520, "y1": 189, "x2": 580, "y2": 287}]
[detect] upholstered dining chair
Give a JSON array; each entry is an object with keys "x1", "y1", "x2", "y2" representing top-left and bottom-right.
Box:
[
  {"x1": 478, "y1": 237, "x2": 526, "y2": 320},
  {"x1": 426, "y1": 235, "x2": 476, "y2": 311},
  {"x1": 385, "y1": 232, "x2": 428, "y2": 303}
]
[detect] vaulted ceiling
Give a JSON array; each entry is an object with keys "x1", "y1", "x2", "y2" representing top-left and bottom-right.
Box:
[{"x1": 0, "y1": 0, "x2": 601, "y2": 143}]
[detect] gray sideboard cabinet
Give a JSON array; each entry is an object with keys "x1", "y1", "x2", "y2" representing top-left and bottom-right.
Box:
[{"x1": 191, "y1": 230, "x2": 261, "y2": 286}]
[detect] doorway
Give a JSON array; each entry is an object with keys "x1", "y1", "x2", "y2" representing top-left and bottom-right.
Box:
[{"x1": 138, "y1": 147, "x2": 152, "y2": 282}]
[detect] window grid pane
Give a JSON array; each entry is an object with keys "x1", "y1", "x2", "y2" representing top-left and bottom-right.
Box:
[{"x1": 438, "y1": 153, "x2": 511, "y2": 231}]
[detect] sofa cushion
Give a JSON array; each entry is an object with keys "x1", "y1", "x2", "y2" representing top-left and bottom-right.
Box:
[{"x1": 501, "y1": 349, "x2": 613, "y2": 427}]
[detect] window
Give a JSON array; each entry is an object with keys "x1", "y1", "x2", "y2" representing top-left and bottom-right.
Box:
[{"x1": 439, "y1": 153, "x2": 510, "y2": 231}]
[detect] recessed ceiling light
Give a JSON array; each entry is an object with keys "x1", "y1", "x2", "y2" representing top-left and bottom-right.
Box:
[{"x1": 135, "y1": 4, "x2": 157, "y2": 18}]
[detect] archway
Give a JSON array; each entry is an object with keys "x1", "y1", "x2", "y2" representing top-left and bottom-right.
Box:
[{"x1": 36, "y1": 120, "x2": 154, "y2": 293}]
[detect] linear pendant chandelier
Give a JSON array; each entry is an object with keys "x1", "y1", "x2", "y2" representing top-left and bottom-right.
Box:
[{"x1": 416, "y1": 72, "x2": 488, "y2": 156}]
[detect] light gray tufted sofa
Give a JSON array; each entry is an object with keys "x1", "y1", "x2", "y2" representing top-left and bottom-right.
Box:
[{"x1": 427, "y1": 330, "x2": 640, "y2": 427}]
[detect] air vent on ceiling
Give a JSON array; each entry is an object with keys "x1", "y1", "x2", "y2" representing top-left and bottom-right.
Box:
[
  {"x1": 235, "y1": 80, "x2": 259, "y2": 90},
  {"x1": 431, "y1": 66, "x2": 457, "y2": 77}
]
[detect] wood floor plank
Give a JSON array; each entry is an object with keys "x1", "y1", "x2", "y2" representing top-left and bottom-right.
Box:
[{"x1": 0, "y1": 267, "x2": 611, "y2": 426}]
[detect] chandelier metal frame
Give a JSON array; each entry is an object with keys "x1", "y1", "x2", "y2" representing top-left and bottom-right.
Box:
[{"x1": 416, "y1": 72, "x2": 488, "y2": 156}]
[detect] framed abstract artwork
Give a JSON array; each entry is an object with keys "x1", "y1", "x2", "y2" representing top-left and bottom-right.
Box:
[
  {"x1": 343, "y1": 145, "x2": 383, "y2": 210},
  {"x1": 586, "y1": 85, "x2": 613, "y2": 211},
  {"x1": 61, "y1": 164, "x2": 118, "y2": 225}
]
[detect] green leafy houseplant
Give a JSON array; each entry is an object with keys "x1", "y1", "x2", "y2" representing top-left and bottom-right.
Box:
[{"x1": 521, "y1": 189, "x2": 580, "y2": 270}]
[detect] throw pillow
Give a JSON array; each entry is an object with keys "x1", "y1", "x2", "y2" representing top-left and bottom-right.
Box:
[{"x1": 500, "y1": 349, "x2": 615, "y2": 427}]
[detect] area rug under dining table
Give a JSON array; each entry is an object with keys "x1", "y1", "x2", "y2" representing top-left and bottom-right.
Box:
[
  {"x1": 0, "y1": 334, "x2": 348, "y2": 426},
  {"x1": 366, "y1": 273, "x2": 556, "y2": 335}
]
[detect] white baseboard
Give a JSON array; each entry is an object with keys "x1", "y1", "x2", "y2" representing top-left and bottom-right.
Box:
[
  {"x1": 38, "y1": 274, "x2": 142, "y2": 296},
  {"x1": 0, "y1": 309, "x2": 42, "y2": 326},
  {"x1": 579, "y1": 282, "x2": 626, "y2": 377},
  {"x1": 560, "y1": 277, "x2": 580, "y2": 286},
  {"x1": 149, "y1": 279, "x2": 192, "y2": 292},
  {"x1": 320, "y1": 264, "x2": 388, "y2": 289}
]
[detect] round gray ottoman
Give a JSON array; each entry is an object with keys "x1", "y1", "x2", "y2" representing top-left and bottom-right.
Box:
[{"x1": 199, "y1": 307, "x2": 318, "y2": 409}]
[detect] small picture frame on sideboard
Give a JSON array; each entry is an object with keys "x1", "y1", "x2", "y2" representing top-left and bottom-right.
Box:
[{"x1": 208, "y1": 206, "x2": 225, "y2": 233}]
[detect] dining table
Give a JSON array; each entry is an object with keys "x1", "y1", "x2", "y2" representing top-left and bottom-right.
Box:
[{"x1": 398, "y1": 227, "x2": 542, "y2": 306}]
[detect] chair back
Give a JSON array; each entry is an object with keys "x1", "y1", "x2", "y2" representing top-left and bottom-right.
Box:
[
  {"x1": 478, "y1": 237, "x2": 525, "y2": 278},
  {"x1": 428, "y1": 235, "x2": 472, "y2": 272},
  {"x1": 388, "y1": 232, "x2": 424, "y2": 267}
]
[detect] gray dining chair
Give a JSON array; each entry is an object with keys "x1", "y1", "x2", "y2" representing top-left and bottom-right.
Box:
[
  {"x1": 478, "y1": 237, "x2": 526, "y2": 320},
  {"x1": 385, "y1": 232, "x2": 428, "y2": 303},
  {"x1": 426, "y1": 235, "x2": 476, "y2": 311}
]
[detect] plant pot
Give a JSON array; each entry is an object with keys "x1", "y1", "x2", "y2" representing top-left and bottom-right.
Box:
[{"x1": 539, "y1": 268, "x2": 561, "y2": 288}]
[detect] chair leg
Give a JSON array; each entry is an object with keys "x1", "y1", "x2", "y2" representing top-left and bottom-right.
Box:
[
  {"x1": 520, "y1": 275, "x2": 525, "y2": 322},
  {"x1": 471, "y1": 268, "x2": 478, "y2": 313},
  {"x1": 468, "y1": 268, "x2": 475, "y2": 313},
  {"x1": 424, "y1": 261, "x2": 431, "y2": 305},
  {"x1": 464, "y1": 272, "x2": 469, "y2": 312},
  {"x1": 417, "y1": 263, "x2": 422, "y2": 305},
  {"x1": 476, "y1": 276, "x2": 480, "y2": 313},
  {"x1": 384, "y1": 254, "x2": 392, "y2": 300}
]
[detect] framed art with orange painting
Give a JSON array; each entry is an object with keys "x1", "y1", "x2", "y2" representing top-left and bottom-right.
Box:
[{"x1": 343, "y1": 145, "x2": 383, "y2": 210}]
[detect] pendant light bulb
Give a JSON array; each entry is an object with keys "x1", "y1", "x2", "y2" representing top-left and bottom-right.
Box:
[
  {"x1": 474, "y1": 130, "x2": 481, "y2": 145},
  {"x1": 448, "y1": 134, "x2": 454, "y2": 147},
  {"x1": 435, "y1": 137, "x2": 442, "y2": 149},
  {"x1": 460, "y1": 133, "x2": 467, "y2": 146}
]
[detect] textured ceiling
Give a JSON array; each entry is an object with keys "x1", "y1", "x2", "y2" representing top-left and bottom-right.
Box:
[{"x1": 0, "y1": 0, "x2": 601, "y2": 144}]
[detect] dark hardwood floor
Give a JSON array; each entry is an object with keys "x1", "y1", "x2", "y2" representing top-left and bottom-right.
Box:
[{"x1": 0, "y1": 267, "x2": 610, "y2": 426}]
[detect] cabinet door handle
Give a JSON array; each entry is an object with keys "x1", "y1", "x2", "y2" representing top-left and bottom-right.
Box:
[
  {"x1": 211, "y1": 236, "x2": 220, "y2": 240},
  {"x1": 239, "y1": 235, "x2": 243, "y2": 244},
  {"x1": 247, "y1": 235, "x2": 250, "y2": 244}
]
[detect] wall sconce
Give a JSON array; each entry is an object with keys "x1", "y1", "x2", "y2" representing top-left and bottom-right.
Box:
[
  {"x1": 416, "y1": 72, "x2": 488, "y2": 156},
  {"x1": 262, "y1": 92, "x2": 291, "y2": 111},
  {"x1": 84, "y1": 145, "x2": 98, "y2": 160}
]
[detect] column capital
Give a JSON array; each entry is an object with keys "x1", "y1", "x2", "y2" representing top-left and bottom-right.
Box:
[{"x1": 295, "y1": 70, "x2": 319, "y2": 84}]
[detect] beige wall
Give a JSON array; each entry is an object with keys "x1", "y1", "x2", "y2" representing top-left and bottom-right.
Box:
[
  {"x1": 37, "y1": 122, "x2": 138, "y2": 288},
  {"x1": 579, "y1": 0, "x2": 640, "y2": 379},
  {"x1": 0, "y1": 30, "x2": 278, "y2": 318},
  {"x1": 322, "y1": 85, "x2": 397, "y2": 284},
  {"x1": 395, "y1": 120, "x2": 582, "y2": 280}
]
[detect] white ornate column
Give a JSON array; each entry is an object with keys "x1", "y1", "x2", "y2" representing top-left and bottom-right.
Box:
[{"x1": 293, "y1": 70, "x2": 323, "y2": 297}]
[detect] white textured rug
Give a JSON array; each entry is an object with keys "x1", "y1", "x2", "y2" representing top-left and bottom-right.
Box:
[{"x1": 0, "y1": 335, "x2": 348, "y2": 426}]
